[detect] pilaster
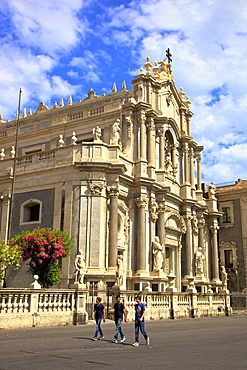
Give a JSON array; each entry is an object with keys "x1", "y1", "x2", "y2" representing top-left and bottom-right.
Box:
[
  {"x1": 108, "y1": 186, "x2": 119, "y2": 272},
  {"x1": 209, "y1": 223, "x2": 220, "y2": 282},
  {"x1": 157, "y1": 129, "x2": 164, "y2": 170},
  {"x1": 184, "y1": 215, "x2": 192, "y2": 277},
  {"x1": 135, "y1": 197, "x2": 148, "y2": 275},
  {"x1": 146, "y1": 117, "x2": 156, "y2": 178}
]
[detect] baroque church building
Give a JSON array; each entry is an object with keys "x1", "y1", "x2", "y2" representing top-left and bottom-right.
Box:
[{"x1": 0, "y1": 57, "x2": 222, "y2": 292}]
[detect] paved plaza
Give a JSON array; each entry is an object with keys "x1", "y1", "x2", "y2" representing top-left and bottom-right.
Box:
[{"x1": 0, "y1": 316, "x2": 246, "y2": 369}]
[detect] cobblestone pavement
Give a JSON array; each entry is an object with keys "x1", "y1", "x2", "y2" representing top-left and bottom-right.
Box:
[{"x1": 0, "y1": 316, "x2": 246, "y2": 370}]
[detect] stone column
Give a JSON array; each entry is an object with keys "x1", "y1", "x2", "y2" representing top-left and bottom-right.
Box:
[
  {"x1": 189, "y1": 148, "x2": 195, "y2": 197},
  {"x1": 157, "y1": 203, "x2": 166, "y2": 245},
  {"x1": 108, "y1": 186, "x2": 119, "y2": 269},
  {"x1": 183, "y1": 143, "x2": 189, "y2": 184},
  {"x1": 157, "y1": 203, "x2": 166, "y2": 271},
  {"x1": 184, "y1": 216, "x2": 192, "y2": 276},
  {"x1": 139, "y1": 113, "x2": 146, "y2": 160},
  {"x1": 189, "y1": 148, "x2": 195, "y2": 187},
  {"x1": 146, "y1": 117, "x2": 156, "y2": 165},
  {"x1": 136, "y1": 197, "x2": 147, "y2": 272},
  {"x1": 196, "y1": 155, "x2": 202, "y2": 191},
  {"x1": 210, "y1": 223, "x2": 220, "y2": 281},
  {"x1": 157, "y1": 129, "x2": 164, "y2": 170},
  {"x1": 186, "y1": 112, "x2": 192, "y2": 136},
  {"x1": 198, "y1": 218, "x2": 205, "y2": 249},
  {"x1": 180, "y1": 107, "x2": 187, "y2": 135}
]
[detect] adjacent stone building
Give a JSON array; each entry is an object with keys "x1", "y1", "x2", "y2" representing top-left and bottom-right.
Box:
[
  {"x1": 216, "y1": 179, "x2": 247, "y2": 292},
  {"x1": 0, "y1": 57, "x2": 222, "y2": 292}
]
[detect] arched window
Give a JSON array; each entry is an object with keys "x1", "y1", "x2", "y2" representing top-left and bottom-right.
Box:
[{"x1": 20, "y1": 199, "x2": 42, "y2": 225}]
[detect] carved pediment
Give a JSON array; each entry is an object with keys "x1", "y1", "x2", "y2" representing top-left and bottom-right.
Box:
[
  {"x1": 165, "y1": 212, "x2": 186, "y2": 234},
  {"x1": 35, "y1": 102, "x2": 49, "y2": 114}
]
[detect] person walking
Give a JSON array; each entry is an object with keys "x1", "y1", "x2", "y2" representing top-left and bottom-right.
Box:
[
  {"x1": 92, "y1": 297, "x2": 106, "y2": 340},
  {"x1": 112, "y1": 295, "x2": 128, "y2": 343},
  {"x1": 132, "y1": 295, "x2": 150, "y2": 347}
]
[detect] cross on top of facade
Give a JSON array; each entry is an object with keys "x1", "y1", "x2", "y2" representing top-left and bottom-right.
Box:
[{"x1": 166, "y1": 48, "x2": 172, "y2": 63}]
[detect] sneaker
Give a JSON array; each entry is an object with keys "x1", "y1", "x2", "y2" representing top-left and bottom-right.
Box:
[
  {"x1": 99, "y1": 336, "x2": 104, "y2": 340},
  {"x1": 112, "y1": 339, "x2": 117, "y2": 343},
  {"x1": 120, "y1": 337, "x2": 126, "y2": 343},
  {"x1": 132, "y1": 342, "x2": 139, "y2": 347},
  {"x1": 146, "y1": 337, "x2": 150, "y2": 345},
  {"x1": 92, "y1": 337, "x2": 97, "y2": 341}
]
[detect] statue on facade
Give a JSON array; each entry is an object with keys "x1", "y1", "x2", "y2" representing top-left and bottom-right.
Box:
[
  {"x1": 93, "y1": 126, "x2": 102, "y2": 141},
  {"x1": 152, "y1": 236, "x2": 164, "y2": 272},
  {"x1": 208, "y1": 181, "x2": 217, "y2": 199},
  {"x1": 116, "y1": 255, "x2": 124, "y2": 286},
  {"x1": 221, "y1": 266, "x2": 228, "y2": 290},
  {"x1": 74, "y1": 251, "x2": 86, "y2": 285},
  {"x1": 164, "y1": 150, "x2": 173, "y2": 176},
  {"x1": 110, "y1": 119, "x2": 121, "y2": 146},
  {"x1": 191, "y1": 216, "x2": 199, "y2": 235},
  {"x1": 195, "y1": 247, "x2": 205, "y2": 276},
  {"x1": 149, "y1": 198, "x2": 158, "y2": 223},
  {"x1": 144, "y1": 282, "x2": 152, "y2": 292}
]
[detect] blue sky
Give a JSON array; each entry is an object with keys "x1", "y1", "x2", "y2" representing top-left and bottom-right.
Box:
[{"x1": 1, "y1": 0, "x2": 247, "y2": 185}]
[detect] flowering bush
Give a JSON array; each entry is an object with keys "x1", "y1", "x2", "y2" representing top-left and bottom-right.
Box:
[
  {"x1": 0, "y1": 242, "x2": 22, "y2": 284},
  {"x1": 9, "y1": 227, "x2": 73, "y2": 288}
]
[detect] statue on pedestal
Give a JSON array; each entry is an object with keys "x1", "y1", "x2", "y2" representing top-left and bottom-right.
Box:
[
  {"x1": 195, "y1": 247, "x2": 205, "y2": 276},
  {"x1": 74, "y1": 251, "x2": 86, "y2": 285},
  {"x1": 110, "y1": 119, "x2": 121, "y2": 146},
  {"x1": 221, "y1": 266, "x2": 228, "y2": 290},
  {"x1": 144, "y1": 282, "x2": 152, "y2": 292},
  {"x1": 152, "y1": 236, "x2": 164, "y2": 272},
  {"x1": 93, "y1": 126, "x2": 102, "y2": 141},
  {"x1": 208, "y1": 181, "x2": 216, "y2": 200},
  {"x1": 116, "y1": 255, "x2": 124, "y2": 286}
]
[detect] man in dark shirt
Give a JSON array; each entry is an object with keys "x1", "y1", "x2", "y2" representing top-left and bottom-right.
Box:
[
  {"x1": 112, "y1": 295, "x2": 128, "y2": 343},
  {"x1": 92, "y1": 297, "x2": 106, "y2": 340}
]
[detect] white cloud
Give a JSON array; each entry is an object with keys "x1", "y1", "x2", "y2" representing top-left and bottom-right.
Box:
[
  {"x1": 3, "y1": 0, "x2": 87, "y2": 55},
  {"x1": 0, "y1": 0, "x2": 88, "y2": 119},
  {"x1": 202, "y1": 142, "x2": 247, "y2": 184},
  {"x1": 103, "y1": 0, "x2": 247, "y2": 183},
  {"x1": 0, "y1": 40, "x2": 81, "y2": 119}
]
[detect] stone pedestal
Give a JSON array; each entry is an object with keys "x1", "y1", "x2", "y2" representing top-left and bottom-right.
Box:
[
  {"x1": 111, "y1": 284, "x2": 126, "y2": 292},
  {"x1": 186, "y1": 275, "x2": 197, "y2": 293},
  {"x1": 70, "y1": 283, "x2": 86, "y2": 289},
  {"x1": 166, "y1": 273, "x2": 177, "y2": 292},
  {"x1": 30, "y1": 275, "x2": 41, "y2": 289},
  {"x1": 73, "y1": 288, "x2": 89, "y2": 325}
]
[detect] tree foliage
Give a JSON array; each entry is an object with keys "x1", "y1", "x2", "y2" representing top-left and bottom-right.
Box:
[
  {"x1": 9, "y1": 228, "x2": 73, "y2": 288},
  {"x1": 0, "y1": 242, "x2": 22, "y2": 283}
]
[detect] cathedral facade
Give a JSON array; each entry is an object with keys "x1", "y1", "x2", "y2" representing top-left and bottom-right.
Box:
[{"x1": 0, "y1": 57, "x2": 222, "y2": 292}]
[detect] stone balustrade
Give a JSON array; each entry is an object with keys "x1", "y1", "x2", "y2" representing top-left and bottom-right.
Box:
[
  {"x1": 0, "y1": 142, "x2": 133, "y2": 177},
  {"x1": 0, "y1": 288, "x2": 230, "y2": 329},
  {"x1": 0, "y1": 289, "x2": 88, "y2": 329},
  {"x1": 110, "y1": 290, "x2": 230, "y2": 321}
]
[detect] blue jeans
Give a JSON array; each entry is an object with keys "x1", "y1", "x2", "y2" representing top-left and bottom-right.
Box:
[
  {"x1": 114, "y1": 318, "x2": 124, "y2": 340},
  {"x1": 135, "y1": 319, "x2": 148, "y2": 342},
  {"x1": 94, "y1": 317, "x2": 103, "y2": 338}
]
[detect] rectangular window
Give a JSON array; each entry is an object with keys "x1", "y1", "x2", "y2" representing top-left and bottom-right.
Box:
[
  {"x1": 224, "y1": 250, "x2": 233, "y2": 268},
  {"x1": 222, "y1": 207, "x2": 231, "y2": 223}
]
